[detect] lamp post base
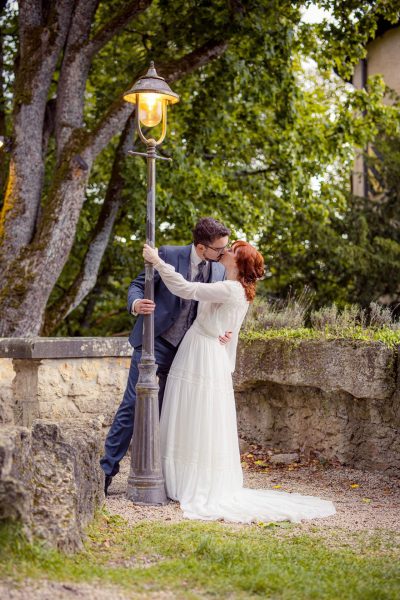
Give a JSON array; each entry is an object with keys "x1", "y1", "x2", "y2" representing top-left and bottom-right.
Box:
[
  {"x1": 127, "y1": 357, "x2": 168, "y2": 506},
  {"x1": 126, "y1": 477, "x2": 168, "y2": 505}
]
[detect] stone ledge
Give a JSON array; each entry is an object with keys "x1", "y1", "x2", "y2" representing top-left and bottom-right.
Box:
[
  {"x1": 234, "y1": 338, "x2": 397, "y2": 400},
  {"x1": 0, "y1": 337, "x2": 132, "y2": 359}
]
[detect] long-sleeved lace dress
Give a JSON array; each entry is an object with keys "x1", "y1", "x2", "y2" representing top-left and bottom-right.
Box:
[{"x1": 155, "y1": 258, "x2": 336, "y2": 523}]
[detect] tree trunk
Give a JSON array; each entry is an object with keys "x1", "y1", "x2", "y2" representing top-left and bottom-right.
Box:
[
  {"x1": 0, "y1": 0, "x2": 7, "y2": 193},
  {"x1": 0, "y1": 143, "x2": 92, "y2": 336},
  {"x1": 0, "y1": 0, "x2": 74, "y2": 267}
]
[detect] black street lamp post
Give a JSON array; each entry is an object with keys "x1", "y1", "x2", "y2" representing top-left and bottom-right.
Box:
[{"x1": 123, "y1": 62, "x2": 179, "y2": 505}]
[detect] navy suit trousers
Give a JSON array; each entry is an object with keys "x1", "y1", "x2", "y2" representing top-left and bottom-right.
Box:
[{"x1": 100, "y1": 337, "x2": 177, "y2": 477}]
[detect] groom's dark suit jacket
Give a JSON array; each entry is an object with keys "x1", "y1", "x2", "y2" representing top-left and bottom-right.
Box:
[{"x1": 127, "y1": 244, "x2": 226, "y2": 349}]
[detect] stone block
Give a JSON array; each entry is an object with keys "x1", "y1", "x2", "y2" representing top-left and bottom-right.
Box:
[
  {"x1": 0, "y1": 419, "x2": 105, "y2": 552},
  {"x1": 0, "y1": 358, "x2": 15, "y2": 425},
  {"x1": 270, "y1": 452, "x2": 300, "y2": 465}
]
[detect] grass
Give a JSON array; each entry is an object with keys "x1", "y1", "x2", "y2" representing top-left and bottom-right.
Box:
[
  {"x1": 1, "y1": 512, "x2": 400, "y2": 599},
  {"x1": 240, "y1": 325, "x2": 400, "y2": 349}
]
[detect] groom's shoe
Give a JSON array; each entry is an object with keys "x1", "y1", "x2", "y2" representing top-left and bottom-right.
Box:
[{"x1": 104, "y1": 474, "x2": 113, "y2": 496}]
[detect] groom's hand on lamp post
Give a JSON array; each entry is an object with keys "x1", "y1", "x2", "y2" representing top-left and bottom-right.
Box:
[
  {"x1": 134, "y1": 299, "x2": 156, "y2": 314},
  {"x1": 133, "y1": 244, "x2": 159, "y2": 315}
]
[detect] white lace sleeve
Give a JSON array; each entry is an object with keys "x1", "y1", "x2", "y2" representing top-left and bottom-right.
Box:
[{"x1": 154, "y1": 259, "x2": 231, "y2": 302}]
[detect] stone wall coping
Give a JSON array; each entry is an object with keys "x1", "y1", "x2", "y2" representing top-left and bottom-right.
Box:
[
  {"x1": 234, "y1": 336, "x2": 397, "y2": 400},
  {"x1": 0, "y1": 337, "x2": 133, "y2": 359}
]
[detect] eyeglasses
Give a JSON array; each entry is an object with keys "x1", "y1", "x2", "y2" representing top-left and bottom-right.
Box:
[{"x1": 204, "y1": 243, "x2": 229, "y2": 255}]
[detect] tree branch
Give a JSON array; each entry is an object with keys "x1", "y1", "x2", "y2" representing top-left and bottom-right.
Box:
[
  {"x1": 54, "y1": 0, "x2": 99, "y2": 156},
  {"x1": 235, "y1": 168, "x2": 269, "y2": 177},
  {"x1": 159, "y1": 37, "x2": 229, "y2": 83},
  {"x1": 55, "y1": 0, "x2": 153, "y2": 156},
  {"x1": 87, "y1": 0, "x2": 153, "y2": 58}
]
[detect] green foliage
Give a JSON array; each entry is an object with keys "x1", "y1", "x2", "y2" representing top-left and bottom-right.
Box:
[
  {"x1": 262, "y1": 120, "x2": 400, "y2": 310},
  {"x1": 2, "y1": 0, "x2": 398, "y2": 334},
  {"x1": 1, "y1": 513, "x2": 400, "y2": 598}
]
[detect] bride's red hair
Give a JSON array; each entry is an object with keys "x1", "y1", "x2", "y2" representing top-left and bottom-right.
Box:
[{"x1": 232, "y1": 241, "x2": 265, "y2": 301}]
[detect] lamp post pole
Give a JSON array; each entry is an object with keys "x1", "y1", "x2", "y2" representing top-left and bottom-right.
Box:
[{"x1": 123, "y1": 63, "x2": 179, "y2": 505}]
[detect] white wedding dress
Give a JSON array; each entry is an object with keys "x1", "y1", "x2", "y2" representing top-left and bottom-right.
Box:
[{"x1": 156, "y1": 260, "x2": 336, "y2": 523}]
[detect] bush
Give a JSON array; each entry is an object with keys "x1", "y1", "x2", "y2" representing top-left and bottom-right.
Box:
[
  {"x1": 247, "y1": 294, "x2": 400, "y2": 336},
  {"x1": 245, "y1": 288, "x2": 313, "y2": 331}
]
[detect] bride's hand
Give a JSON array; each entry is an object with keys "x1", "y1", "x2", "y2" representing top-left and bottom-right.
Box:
[
  {"x1": 143, "y1": 243, "x2": 159, "y2": 264},
  {"x1": 219, "y1": 331, "x2": 233, "y2": 345}
]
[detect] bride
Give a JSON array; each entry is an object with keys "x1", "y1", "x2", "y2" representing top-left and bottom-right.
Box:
[{"x1": 143, "y1": 241, "x2": 336, "y2": 523}]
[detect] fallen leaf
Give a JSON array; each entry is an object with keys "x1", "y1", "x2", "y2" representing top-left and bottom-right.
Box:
[
  {"x1": 362, "y1": 498, "x2": 371, "y2": 503},
  {"x1": 273, "y1": 485, "x2": 282, "y2": 489},
  {"x1": 350, "y1": 484, "x2": 360, "y2": 489}
]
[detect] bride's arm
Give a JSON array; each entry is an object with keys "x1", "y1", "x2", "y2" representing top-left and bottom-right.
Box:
[
  {"x1": 225, "y1": 305, "x2": 248, "y2": 372},
  {"x1": 143, "y1": 244, "x2": 231, "y2": 302},
  {"x1": 158, "y1": 259, "x2": 231, "y2": 302}
]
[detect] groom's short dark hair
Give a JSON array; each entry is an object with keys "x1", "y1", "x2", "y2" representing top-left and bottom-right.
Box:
[{"x1": 193, "y1": 217, "x2": 230, "y2": 246}]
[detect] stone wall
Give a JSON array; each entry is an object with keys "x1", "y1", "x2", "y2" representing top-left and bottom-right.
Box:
[
  {"x1": 0, "y1": 336, "x2": 399, "y2": 476},
  {"x1": 234, "y1": 338, "x2": 399, "y2": 476},
  {"x1": 0, "y1": 338, "x2": 131, "y2": 428}
]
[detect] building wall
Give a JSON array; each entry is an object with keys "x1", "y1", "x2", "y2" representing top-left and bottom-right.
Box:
[{"x1": 352, "y1": 26, "x2": 400, "y2": 197}]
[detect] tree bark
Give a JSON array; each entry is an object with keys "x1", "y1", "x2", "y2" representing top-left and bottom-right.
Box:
[{"x1": 0, "y1": 0, "x2": 74, "y2": 266}]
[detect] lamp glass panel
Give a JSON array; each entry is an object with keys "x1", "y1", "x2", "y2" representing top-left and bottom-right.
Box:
[{"x1": 138, "y1": 93, "x2": 163, "y2": 127}]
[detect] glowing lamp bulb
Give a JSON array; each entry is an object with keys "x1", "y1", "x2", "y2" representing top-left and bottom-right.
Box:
[{"x1": 138, "y1": 93, "x2": 163, "y2": 127}]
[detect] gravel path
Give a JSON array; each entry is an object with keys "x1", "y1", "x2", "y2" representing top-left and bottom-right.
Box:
[
  {"x1": 107, "y1": 456, "x2": 400, "y2": 538},
  {"x1": 0, "y1": 580, "x2": 174, "y2": 600}
]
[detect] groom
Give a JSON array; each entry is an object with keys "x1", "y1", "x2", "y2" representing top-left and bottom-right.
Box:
[{"x1": 100, "y1": 217, "x2": 231, "y2": 494}]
